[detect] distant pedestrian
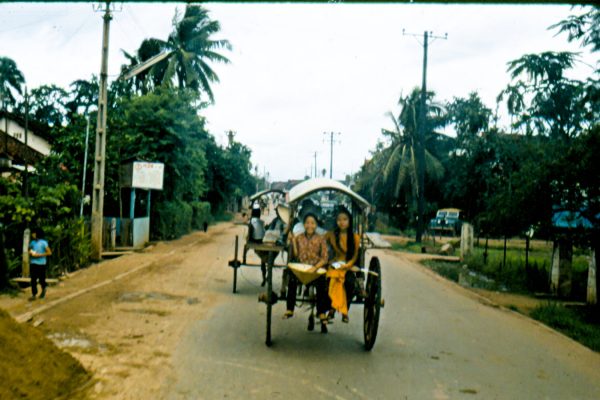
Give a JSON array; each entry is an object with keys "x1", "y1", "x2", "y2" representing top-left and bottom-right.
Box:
[
  {"x1": 29, "y1": 228, "x2": 52, "y2": 300},
  {"x1": 203, "y1": 221, "x2": 208, "y2": 232}
]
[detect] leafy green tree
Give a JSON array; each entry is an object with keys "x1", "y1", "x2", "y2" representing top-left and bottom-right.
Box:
[
  {"x1": 26, "y1": 84, "x2": 69, "y2": 127},
  {"x1": 498, "y1": 51, "x2": 589, "y2": 139},
  {"x1": 0, "y1": 56, "x2": 25, "y2": 110},
  {"x1": 127, "y1": 5, "x2": 231, "y2": 102},
  {"x1": 66, "y1": 78, "x2": 99, "y2": 117},
  {"x1": 447, "y1": 92, "x2": 493, "y2": 149}
]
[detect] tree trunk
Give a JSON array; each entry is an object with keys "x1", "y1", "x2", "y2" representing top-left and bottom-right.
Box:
[
  {"x1": 502, "y1": 235, "x2": 507, "y2": 270},
  {"x1": 484, "y1": 236, "x2": 489, "y2": 265}
]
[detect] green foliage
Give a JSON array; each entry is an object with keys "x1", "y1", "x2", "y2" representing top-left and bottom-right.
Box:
[
  {"x1": 550, "y1": 6, "x2": 600, "y2": 54},
  {"x1": 191, "y1": 201, "x2": 211, "y2": 230},
  {"x1": 531, "y1": 303, "x2": 600, "y2": 352},
  {"x1": 44, "y1": 219, "x2": 91, "y2": 276},
  {"x1": 118, "y1": 87, "x2": 209, "y2": 203},
  {"x1": 213, "y1": 211, "x2": 234, "y2": 222},
  {"x1": 26, "y1": 84, "x2": 69, "y2": 127},
  {"x1": 153, "y1": 200, "x2": 193, "y2": 240},
  {"x1": 422, "y1": 260, "x2": 460, "y2": 282}
]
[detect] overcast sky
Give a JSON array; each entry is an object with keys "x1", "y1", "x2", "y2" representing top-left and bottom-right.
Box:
[{"x1": 0, "y1": 2, "x2": 596, "y2": 181}]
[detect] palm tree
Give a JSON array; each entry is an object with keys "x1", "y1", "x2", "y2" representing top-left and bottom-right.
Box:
[
  {"x1": 381, "y1": 88, "x2": 447, "y2": 230},
  {"x1": 125, "y1": 6, "x2": 231, "y2": 102},
  {"x1": 0, "y1": 56, "x2": 25, "y2": 110}
]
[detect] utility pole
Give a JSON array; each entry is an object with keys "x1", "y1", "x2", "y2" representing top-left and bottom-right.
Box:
[
  {"x1": 226, "y1": 130, "x2": 236, "y2": 148},
  {"x1": 313, "y1": 151, "x2": 318, "y2": 178},
  {"x1": 90, "y1": 1, "x2": 113, "y2": 260},
  {"x1": 323, "y1": 131, "x2": 340, "y2": 179},
  {"x1": 23, "y1": 86, "x2": 29, "y2": 199},
  {"x1": 403, "y1": 29, "x2": 447, "y2": 243}
]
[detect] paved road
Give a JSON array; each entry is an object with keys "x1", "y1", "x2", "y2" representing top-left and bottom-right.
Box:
[{"x1": 161, "y1": 225, "x2": 600, "y2": 400}]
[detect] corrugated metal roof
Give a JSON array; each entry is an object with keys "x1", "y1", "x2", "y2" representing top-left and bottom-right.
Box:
[{"x1": 551, "y1": 210, "x2": 595, "y2": 230}]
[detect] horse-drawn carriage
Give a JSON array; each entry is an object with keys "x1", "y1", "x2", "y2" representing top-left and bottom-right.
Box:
[{"x1": 228, "y1": 178, "x2": 384, "y2": 350}]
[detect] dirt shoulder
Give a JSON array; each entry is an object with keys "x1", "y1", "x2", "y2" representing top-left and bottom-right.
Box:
[
  {"x1": 0, "y1": 308, "x2": 90, "y2": 400},
  {"x1": 0, "y1": 222, "x2": 238, "y2": 399}
]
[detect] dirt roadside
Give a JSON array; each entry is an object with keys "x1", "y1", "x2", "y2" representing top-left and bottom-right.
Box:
[{"x1": 0, "y1": 222, "x2": 240, "y2": 399}]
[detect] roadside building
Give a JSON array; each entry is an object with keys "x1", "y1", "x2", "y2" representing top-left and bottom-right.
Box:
[{"x1": 0, "y1": 110, "x2": 52, "y2": 172}]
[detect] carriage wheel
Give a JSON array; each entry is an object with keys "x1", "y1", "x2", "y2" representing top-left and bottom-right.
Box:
[{"x1": 363, "y1": 256, "x2": 382, "y2": 351}]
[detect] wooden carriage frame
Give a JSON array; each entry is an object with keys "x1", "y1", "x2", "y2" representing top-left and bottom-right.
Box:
[{"x1": 228, "y1": 178, "x2": 384, "y2": 350}]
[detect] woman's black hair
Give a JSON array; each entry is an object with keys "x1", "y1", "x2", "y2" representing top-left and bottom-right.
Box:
[
  {"x1": 334, "y1": 206, "x2": 355, "y2": 261},
  {"x1": 302, "y1": 212, "x2": 319, "y2": 224},
  {"x1": 251, "y1": 206, "x2": 261, "y2": 218}
]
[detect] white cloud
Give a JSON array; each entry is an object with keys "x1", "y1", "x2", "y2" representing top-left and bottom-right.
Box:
[{"x1": 1, "y1": 2, "x2": 596, "y2": 182}]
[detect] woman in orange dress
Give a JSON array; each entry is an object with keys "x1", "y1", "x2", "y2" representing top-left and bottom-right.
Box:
[{"x1": 325, "y1": 207, "x2": 361, "y2": 323}]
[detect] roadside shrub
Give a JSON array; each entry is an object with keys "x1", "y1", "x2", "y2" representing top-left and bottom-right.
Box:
[
  {"x1": 214, "y1": 211, "x2": 234, "y2": 222},
  {"x1": 191, "y1": 201, "x2": 211, "y2": 230},
  {"x1": 44, "y1": 218, "x2": 91, "y2": 277},
  {"x1": 531, "y1": 302, "x2": 600, "y2": 352},
  {"x1": 152, "y1": 200, "x2": 192, "y2": 240}
]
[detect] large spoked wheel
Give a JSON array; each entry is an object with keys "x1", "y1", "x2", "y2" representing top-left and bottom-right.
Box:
[{"x1": 363, "y1": 256, "x2": 382, "y2": 351}]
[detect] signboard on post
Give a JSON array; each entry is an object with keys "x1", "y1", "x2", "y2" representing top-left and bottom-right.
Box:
[{"x1": 120, "y1": 161, "x2": 164, "y2": 190}]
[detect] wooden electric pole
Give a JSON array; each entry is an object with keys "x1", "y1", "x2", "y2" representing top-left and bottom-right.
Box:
[
  {"x1": 23, "y1": 86, "x2": 29, "y2": 199},
  {"x1": 90, "y1": 1, "x2": 112, "y2": 260},
  {"x1": 403, "y1": 29, "x2": 447, "y2": 243},
  {"x1": 323, "y1": 131, "x2": 340, "y2": 179}
]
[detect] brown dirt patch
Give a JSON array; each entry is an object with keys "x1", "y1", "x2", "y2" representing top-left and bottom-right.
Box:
[{"x1": 0, "y1": 308, "x2": 90, "y2": 400}]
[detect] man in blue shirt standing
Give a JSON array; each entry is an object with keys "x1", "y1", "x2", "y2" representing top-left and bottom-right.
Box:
[{"x1": 29, "y1": 228, "x2": 52, "y2": 300}]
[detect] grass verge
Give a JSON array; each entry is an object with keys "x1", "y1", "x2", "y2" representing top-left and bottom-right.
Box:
[
  {"x1": 530, "y1": 303, "x2": 600, "y2": 352},
  {"x1": 422, "y1": 260, "x2": 460, "y2": 283}
]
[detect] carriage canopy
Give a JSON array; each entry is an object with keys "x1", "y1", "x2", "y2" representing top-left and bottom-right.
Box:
[
  {"x1": 287, "y1": 178, "x2": 370, "y2": 210},
  {"x1": 249, "y1": 188, "x2": 286, "y2": 202}
]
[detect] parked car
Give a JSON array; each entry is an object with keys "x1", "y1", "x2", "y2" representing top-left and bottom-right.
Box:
[{"x1": 429, "y1": 208, "x2": 463, "y2": 236}]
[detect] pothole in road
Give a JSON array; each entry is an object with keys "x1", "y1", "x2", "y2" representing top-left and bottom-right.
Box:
[
  {"x1": 48, "y1": 332, "x2": 108, "y2": 353},
  {"x1": 117, "y1": 291, "x2": 201, "y2": 305},
  {"x1": 122, "y1": 308, "x2": 171, "y2": 317},
  {"x1": 118, "y1": 291, "x2": 182, "y2": 302}
]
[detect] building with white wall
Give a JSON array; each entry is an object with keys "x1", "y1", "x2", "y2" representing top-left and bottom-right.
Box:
[{"x1": 0, "y1": 111, "x2": 52, "y2": 170}]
